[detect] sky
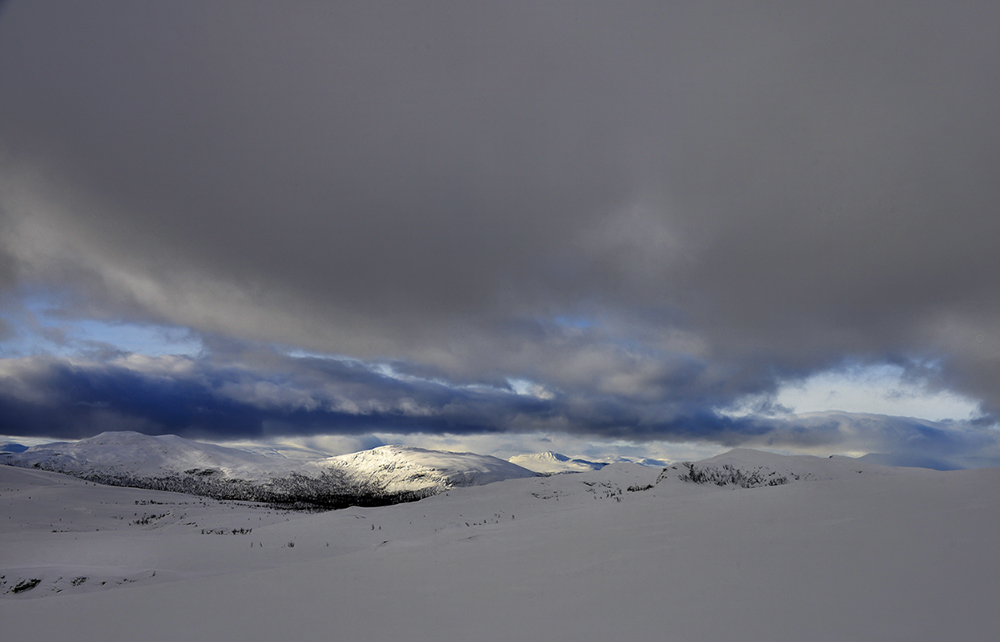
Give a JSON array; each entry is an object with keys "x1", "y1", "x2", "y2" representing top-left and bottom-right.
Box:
[{"x1": 1, "y1": 1, "x2": 999, "y2": 468}]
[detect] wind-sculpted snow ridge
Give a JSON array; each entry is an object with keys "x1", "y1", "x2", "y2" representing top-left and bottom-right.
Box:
[{"x1": 0, "y1": 432, "x2": 536, "y2": 508}]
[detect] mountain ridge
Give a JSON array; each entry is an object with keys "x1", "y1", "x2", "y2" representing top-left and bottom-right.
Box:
[{"x1": 0, "y1": 431, "x2": 536, "y2": 508}]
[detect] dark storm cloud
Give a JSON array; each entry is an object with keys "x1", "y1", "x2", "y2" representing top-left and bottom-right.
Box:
[
  {"x1": 2, "y1": 1, "x2": 1000, "y2": 455},
  {"x1": 0, "y1": 355, "x2": 538, "y2": 441}
]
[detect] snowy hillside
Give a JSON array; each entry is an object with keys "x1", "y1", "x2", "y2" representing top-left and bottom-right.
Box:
[
  {"x1": 0, "y1": 432, "x2": 535, "y2": 507},
  {"x1": 324, "y1": 445, "x2": 536, "y2": 494},
  {"x1": 672, "y1": 447, "x2": 898, "y2": 486},
  {"x1": 2, "y1": 448, "x2": 998, "y2": 641}
]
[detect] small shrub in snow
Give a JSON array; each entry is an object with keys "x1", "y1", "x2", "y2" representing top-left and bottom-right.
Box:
[
  {"x1": 12, "y1": 578, "x2": 41, "y2": 594},
  {"x1": 677, "y1": 462, "x2": 789, "y2": 488}
]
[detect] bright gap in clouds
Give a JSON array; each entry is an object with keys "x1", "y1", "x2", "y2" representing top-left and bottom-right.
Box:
[
  {"x1": 287, "y1": 350, "x2": 556, "y2": 399},
  {"x1": 506, "y1": 378, "x2": 555, "y2": 400},
  {"x1": 772, "y1": 363, "x2": 982, "y2": 422}
]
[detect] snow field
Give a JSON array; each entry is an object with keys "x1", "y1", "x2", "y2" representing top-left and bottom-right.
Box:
[{"x1": 3, "y1": 452, "x2": 999, "y2": 641}]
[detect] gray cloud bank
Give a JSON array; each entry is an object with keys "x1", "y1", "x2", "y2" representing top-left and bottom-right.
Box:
[{"x1": 2, "y1": 2, "x2": 1000, "y2": 462}]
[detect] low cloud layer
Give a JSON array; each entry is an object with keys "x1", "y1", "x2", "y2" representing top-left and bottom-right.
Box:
[{"x1": 2, "y1": 2, "x2": 1000, "y2": 465}]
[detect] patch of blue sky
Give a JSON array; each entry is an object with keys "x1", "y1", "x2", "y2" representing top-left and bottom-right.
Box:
[
  {"x1": 1, "y1": 293, "x2": 202, "y2": 358},
  {"x1": 69, "y1": 319, "x2": 202, "y2": 356},
  {"x1": 0, "y1": 327, "x2": 57, "y2": 358},
  {"x1": 2, "y1": 319, "x2": 202, "y2": 358},
  {"x1": 552, "y1": 315, "x2": 597, "y2": 330}
]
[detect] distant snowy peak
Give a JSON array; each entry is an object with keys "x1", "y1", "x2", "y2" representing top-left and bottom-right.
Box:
[
  {"x1": 602, "y1": 455, "x2": 671, "y2": 468},
  {"x1": 508, "y1": 451, "x2": 672, "y2": 474},
  {"x1": 508, "y1": 452, "x2": 608, "y2": 474},
  {"x1": 322, "y1": 445, "x2": 537, "y2": 494},
  {"x1": 4, "y1": 431, "x2": 280, "y2": 480}
]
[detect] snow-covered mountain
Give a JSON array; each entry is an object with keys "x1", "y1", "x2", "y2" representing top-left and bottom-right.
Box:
[
  {"x1": 326, "y1": 445, "x2": 535, "y2": 494},
  {"x1": 3, "y1": 431, "x2": 283, "y2": 478},
  {"x1": 509, "y1": 451, "x2": 670, "y2": 474},
  {"x1": 0, "y1": 431, "x2": 536, "y2": 507},
  {"x1": 508, "y1": 451, "x2": 609, "y2": 473}
]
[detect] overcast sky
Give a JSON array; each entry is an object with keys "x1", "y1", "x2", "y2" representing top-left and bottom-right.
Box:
[{"x1": 2, "y1": 1, "x2": 999, "y2": 468}]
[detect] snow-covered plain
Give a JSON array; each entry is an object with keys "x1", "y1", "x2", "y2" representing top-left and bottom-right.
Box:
[{"x1": 3, "y1": 447, "x2": 999, "y2": 641}]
